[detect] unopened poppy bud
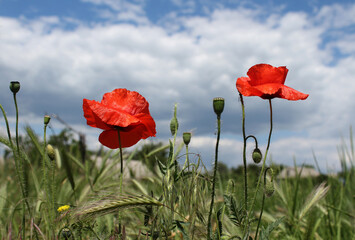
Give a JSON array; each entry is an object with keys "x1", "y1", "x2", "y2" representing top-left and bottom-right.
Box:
[
  {"x1": 213, "y1": 97, "x2": 225, "y2": 116},
  {"x1": 44, "y1": 115, "x2": 51, "y2": 125},
  {"x1": 170, "y1": 104, "x2": 179, "y2": 136},
  {"x1": 47, "y1": 144, "x2": 55, "y2": 161},
  {"x1": 252, "y1": 148, "x2": 262, "y2": 164},
  {"x1": 265, "y1": 179, "x2": 275, "y2": 197},
  {"x1": 9, "y1": 81, "x2": 20, "y2": 94},
  {"x1": 170, "y1": 117, "x2": 178, "y2": 135},
  {"x1": 265, "y1": 168, "x2": 275, "y2": 197},
  {"x1": 183, "y1": 132, "x2": 191, "y2": 145}
]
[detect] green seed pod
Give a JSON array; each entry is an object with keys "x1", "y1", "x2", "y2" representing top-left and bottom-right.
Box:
[
  {"x1": 44, "y1": 115, "x2": 51, "y2": 125},
  {"x1": 47, "y1": 144, "x2": 55, "y2": 161},
  {"x1": 252, "y1": 148, "x2": 262, "y2": 164},
  {"x1": 213, "y1": 97, "x2": 225, "y2": 116},
  {"x1": 183, "y1": 132, "x2": 191, "y2": 145},
  {"x1": 9, "y1": 81, "x2": 20, "y2": 94}
]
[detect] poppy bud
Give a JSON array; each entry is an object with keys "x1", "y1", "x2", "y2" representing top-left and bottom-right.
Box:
[
  {"x1": 47, "y1": 144, "x2": 55, "y2": 161},
  {"x1": 265, "y1": 180, "x2": 275, "y2": 197},
  {"x1": 9, "y1": 81, "x2": 20, "y2": 94},
  {"x1": 170, "y1": 104, "x2": 179, "y2": 136},
  {"x1": 170, "y1": 117, "x2": 178, "y2": 135},
  {"x1": 252, "y1": 148, "x2": 262, "y2": 164},
  {"x1": 213, "y1": 97, "x2": 225, "y2": 116},
  {"x1": 183, "y1": 132, "x2": 191, "y2": 145},
  {"x1": 44, "y1": 115, "x2": 51, "y2": 125},
  {"x1": 265, "y1": 168, "x2": 275, "y2": 197}
]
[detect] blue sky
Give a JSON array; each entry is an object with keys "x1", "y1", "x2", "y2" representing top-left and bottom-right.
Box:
[{"x1": 1, "y1": 0, "x2": 355, "y2": 172}]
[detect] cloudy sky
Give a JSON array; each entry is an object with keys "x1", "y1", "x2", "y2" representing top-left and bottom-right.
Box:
[{"x1": 1, "y1": 0, "x2": 354, "y2": 172}]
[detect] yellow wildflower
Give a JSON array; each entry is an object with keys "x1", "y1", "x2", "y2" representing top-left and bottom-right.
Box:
[{"x1": 57, "y1": 205, "x2": 70, "y2": 212}]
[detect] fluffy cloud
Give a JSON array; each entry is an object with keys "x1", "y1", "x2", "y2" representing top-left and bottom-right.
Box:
[{"x1": 0, "y1": 2, "x2": 354, "y2": 171}]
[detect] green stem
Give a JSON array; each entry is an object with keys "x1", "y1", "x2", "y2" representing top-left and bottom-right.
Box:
[
  {"x1": 117, "y1": 128, "x2": 124, "y2": 236},
  {"x1": 255, "y1": 167, "x2": 270, "y2": 240},
  {"x1": 43, "y1": 121, "x2": 54, "y2": 237},
  {"x1": 249, "y1": 99, "x2": 273, "y2": 216},
  {"x1": 239, "y1": 94, "x2": 248, "y2": 218},
  {"x1": 13, "y1": 92, "x2": 29, "y2": 239},
  {"x1": 207, "y1": 114, "x2": 221, "y2": 240}
]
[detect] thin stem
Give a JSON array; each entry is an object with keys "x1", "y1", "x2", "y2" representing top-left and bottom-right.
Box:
[
  {"x1": 239, "y1": 94, "x2": 248, "y2": 216},
  {"x1": 255, "y1": 167, "x2": 270, "y2": 240},
  {"x1": 207, "y1": 114, "x2": 221, "y2": 240},
  {"x1": 117, "y1": 128, "x2": 124, "y2": 236},
  {"x1": 186, "y1": 145, "x2": 189, "y2": 171},
  {"x1": 14, "y1": 92, "x2": 28, "y2": 239},
  {"x1": 249, "y1": 99, "x2": 273, "y2": 216},
  {"x1": 43, "y1": 122, "x2": 54, "y2": 238},
  {"x1": 245, "y1": 135, "x2": 258, "y2": 148}
]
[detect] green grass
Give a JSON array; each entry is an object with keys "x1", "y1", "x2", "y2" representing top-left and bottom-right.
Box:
[{"x1": 0, "y1": 126, "x2": 353, "y2": 239}]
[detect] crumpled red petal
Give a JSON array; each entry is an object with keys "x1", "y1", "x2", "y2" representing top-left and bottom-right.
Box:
[
  {"x1": 101, "y1": 89, "x2": 150, "y2": 116},
  {"x1": 247, "y1": 64, "x2": 288, "y2": 86},
  {"x1": 83, "y1": 99, "x2": 112, "y2": 130},
  {"x1": 99, "y1": 123, "x2": 152, "y2": 148},
  {"x1": 278, "y1": 85, "x2": 309, "y2": 100},
  {"x1": 254, "y1": 83, "x2": 283, "y2": 96},
  {"x1": 85, "y1": 99, "x2": 140, "y2": 127},
  {"x1": 236, "y1": 77, "x2": 263, "y2": 97}
]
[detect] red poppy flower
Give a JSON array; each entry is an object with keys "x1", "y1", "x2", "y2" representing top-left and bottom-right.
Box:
[
  {"x1": 236, "y1": 64, "x2": 309, "y2": 100},
  {"x1": 83, "y1": 89, "x2": 156, "y2": 148}
]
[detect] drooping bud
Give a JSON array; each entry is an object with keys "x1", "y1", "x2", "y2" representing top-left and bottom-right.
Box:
[
  {"x1": 183, "y1": 132, "x2": 191, "y2": 146},
  {"x1": 252, "y1": 148, "x2": 262, "y2": 164},
  {"x1": 265, "y1": 168, "x2": 275, "y2": 197},
  {"x1": 170, "y1": 104, "x2": 178, "y2": 135},
  {"x1": 44, "y1": 115, "x2": 51, "y2": 125},
  {"x1": 47, "y1": 144, "x2": 55, "y2": 161},
  {"x1": 213, "y1": 97, "x2": 225, "y2": 117},
  {"x1": 265, "y1": 180, "x2": 275, "y2": 197},
  {"x1": 9, "y1": 81, "x2": 20, "y2": 94}
]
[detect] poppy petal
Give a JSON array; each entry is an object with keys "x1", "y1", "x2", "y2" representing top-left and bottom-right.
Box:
[
  {"x1": 236, "y1": 77, "x2": 264, "y2": 97},
  {"x1": 88, "y1": 99, "x2": 140, "y2": 127},
  {"x1": 278, "y1": 85, "x2": 309, "y2": 100},
  {"x1": 247, "y1": 64, "x2": 288, "y2": 86},
  {"x1": 83, "y1": 99, "x2": 112, "y2": 130},
  {"x1": 99, "y1": 124, "x2": 149, "y2": 149},
  {"x1": 253, "y1": 83, "x2": 282, "y2": 96},
  {"x1": 101, "y1": 89, "x2": 150, "y2": 116},
  {"x1": 135, "y1": 113, "x2": 157, "y2": 138}
]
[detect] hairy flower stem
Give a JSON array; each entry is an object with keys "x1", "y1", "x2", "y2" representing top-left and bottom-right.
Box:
[
  {"x1": 43, "y1": 121, "x2": 54, "y2": 237},
  {"x1": 117, "y1": 128, "x2": 124, "y2": 237},
  {"x1": 13, "y1": 92, "x2": 30, "y2": 239},
  {"x1": 255, "y1": 167, "x2": 270, "y2": 240},
  {"x1": 239, "y1": 94, "x2": 248, "y2": 218},
  {"x1": 207, "y1": 114, "x2": 221, "y2": 240},
  {"x1": 249, "y1": 100, "x2": 273, "y2": 222}
]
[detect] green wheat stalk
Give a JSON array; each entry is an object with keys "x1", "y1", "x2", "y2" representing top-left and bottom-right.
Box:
[{"x1": 71, "y1": 195, "x2": 164, "y2": 222}]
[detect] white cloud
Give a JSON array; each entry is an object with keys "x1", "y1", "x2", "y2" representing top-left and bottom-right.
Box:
[{"x1": 1, "y1": 2, "x2": 355, "y2": 171}]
